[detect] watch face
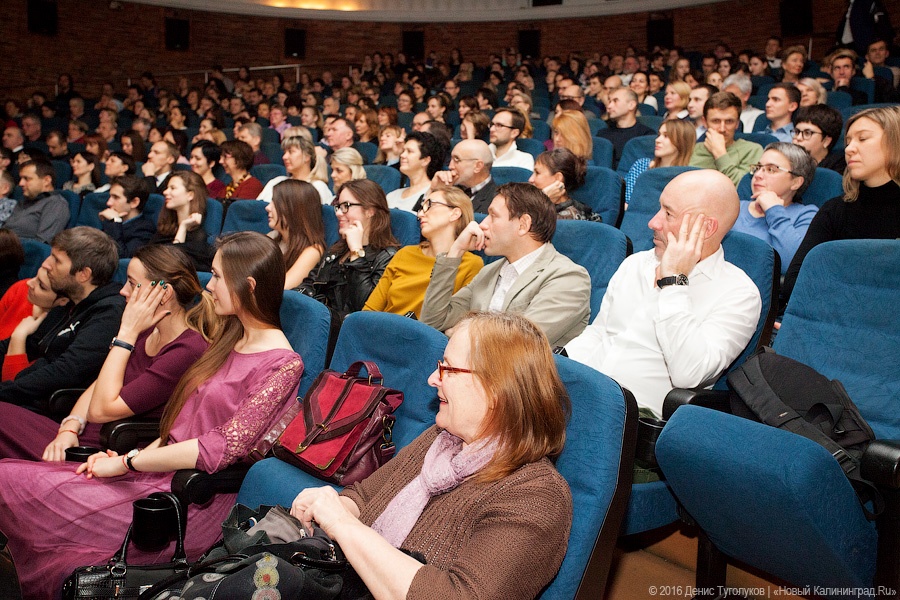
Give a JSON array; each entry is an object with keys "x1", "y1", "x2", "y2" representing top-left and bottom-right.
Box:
[
  {"x1": 676, "y1": 274, "x2": 689, "y2": 285},
  {"x1": 127, "y1": 449, "x2": 140, "y2": 459}
]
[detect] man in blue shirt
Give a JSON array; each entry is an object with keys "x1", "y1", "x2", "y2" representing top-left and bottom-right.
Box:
[{"x1": 764, "y1": 84, "x2": 800, "y2": 143}]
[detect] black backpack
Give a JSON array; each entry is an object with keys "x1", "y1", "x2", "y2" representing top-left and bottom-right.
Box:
[{"x1": 727, "y1": 347, "x2": 883, "y2": 519}]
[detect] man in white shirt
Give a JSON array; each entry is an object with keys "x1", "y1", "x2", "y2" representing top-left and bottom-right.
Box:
[
  {"x1": 421, "y1": 182, "x2": 590, "y2": 347},
  {"x1": 565, "y1": 170, "x2": 761, "y2": 417},
  {"x1": 489, "y1": 108, "x2": 534, "y2": 171}
]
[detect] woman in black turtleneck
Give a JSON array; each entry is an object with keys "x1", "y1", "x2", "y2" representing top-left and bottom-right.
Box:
[{"x1": 781, "y1": 105, "x2": 900, "y2": 308}]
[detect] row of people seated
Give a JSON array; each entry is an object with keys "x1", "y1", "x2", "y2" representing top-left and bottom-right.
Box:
[{"x1": 0, "y1": 101, "x2": 895, "y2": 597}]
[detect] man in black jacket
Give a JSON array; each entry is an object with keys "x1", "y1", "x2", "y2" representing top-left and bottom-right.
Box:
[
  {"x1": 100, "y1": 175, "x2": 156, "y2": 258},
  {"x1": 0, "y1": 227, "x2": 125, "y2": 416}
]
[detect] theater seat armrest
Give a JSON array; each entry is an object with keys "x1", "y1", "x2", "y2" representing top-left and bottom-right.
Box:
[
  {"x1": 171, "y1": 464, "x2": 252, "y2": 506},
  {"x1": 48, "y1": 389, "x2": 86, "y2": 419},
  {"x1": 861, "y1": 440, "x2": 900, "y2": 489},
  {"x1": 99, "y1": 418, "x2": 161, "y2": 452},
  {"x1": 662, "y1": 388, "x2": 732, "y2": 420}
]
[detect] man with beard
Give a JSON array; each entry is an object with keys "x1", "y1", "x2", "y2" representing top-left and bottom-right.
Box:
[{"x1": 0, "y1": 227, "x2": 124, "y2": 415}]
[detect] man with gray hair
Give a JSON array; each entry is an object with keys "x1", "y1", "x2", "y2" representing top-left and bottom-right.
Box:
[
  {"x1": 431, "y1": 139, "x2": 497, "y2": 213},
  {"x1": 597, "y1": 87, "x2": 655, "y2": 169},
  {"x1": 237, "y1": 121, "x2": 269, "y2": 165},
  {"x1": 723, "y1": 73, "x2": 764, "y2": 133},
  {"x1": 565, "y1": 169, "x2": 761, "y2": 417}
]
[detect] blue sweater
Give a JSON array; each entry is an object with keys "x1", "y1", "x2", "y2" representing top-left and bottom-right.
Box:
[{"x1": 734, "y1": 200, "x2": 819, "y2": 274}]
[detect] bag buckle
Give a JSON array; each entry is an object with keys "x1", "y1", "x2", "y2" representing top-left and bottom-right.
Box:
[
  {"x1": 382, "y1": 417, "x2": 393, "y2": 444},
  {"x1": 316, "y1": 422, "x2": 329, "y2": 432}
]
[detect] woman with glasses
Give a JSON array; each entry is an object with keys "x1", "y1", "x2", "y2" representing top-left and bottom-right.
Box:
[
  {"x1": 298, "y1": 179, "x2": 400, "y2": 317},
  {"x1": 791, "y1": 105, "x2": 846, "y2": 174},
  {"x1": 733, "y1": 142, "x2": 818, "y2": 274},
  {"x1": 365, "y1": 185, "x2": 482, "y2": 317},
  {"x1": 782, "y1": 105, "x2": 900, "y2": 306},
  {"x1": 291, "y1": 311, "x2": 572, "y2": 599},
  {"x1": 386, "y1": 132, "x2": 445, "y2": 213}
]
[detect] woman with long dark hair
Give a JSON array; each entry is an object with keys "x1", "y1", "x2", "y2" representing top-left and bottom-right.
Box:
[
  {"x1": 267, "y1": 180, "x2": 326, "y2": 289},
  {"x1": 150, "y1": 170, "x2": 213, "y2": 272},
  {"x1": 0, "y1": 232, "x2": 303, "y2": 599}
]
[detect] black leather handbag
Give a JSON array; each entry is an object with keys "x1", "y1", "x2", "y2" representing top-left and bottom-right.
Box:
[{"x1": 61, "y1": 492, "x2": 189, "y2": 600}]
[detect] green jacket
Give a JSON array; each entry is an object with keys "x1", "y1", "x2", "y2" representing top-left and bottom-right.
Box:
[{"x1": 690, "y1": 138, "x2": 764, "y2": 186}]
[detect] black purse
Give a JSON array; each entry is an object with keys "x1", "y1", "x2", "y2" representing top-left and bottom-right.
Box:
[{"x1": 61, "y1": 492, "x2": 189, "y2": 600}]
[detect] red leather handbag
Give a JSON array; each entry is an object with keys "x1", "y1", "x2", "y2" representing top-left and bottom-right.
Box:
[{"x1": 273, "y1": 361, "x2": 403, "y2": 486}]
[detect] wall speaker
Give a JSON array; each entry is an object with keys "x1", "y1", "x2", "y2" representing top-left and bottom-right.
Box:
[
  {"x1": 285, "y1": 28, "x2": 307, "y2": 59},
  {"x1": 165, "y1": 17, "x2": 189, "y2": 51},
  {"x1": 402, "y1": 31, "x2": 425, "y2": 61},
  {"x1": 518, "y1": 30, "x2": 541, "y2": 60},
  {"x1": 28, "y1": 0, "x2": 58, "y2": 36}
]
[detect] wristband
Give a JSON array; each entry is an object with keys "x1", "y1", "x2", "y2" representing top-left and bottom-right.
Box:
[
  {"x1": 60, "y1": 414, "x2": 86, "y2": 435},
  {"x1": 110, "y1": 337, "x2": 135, "y2": 352}
]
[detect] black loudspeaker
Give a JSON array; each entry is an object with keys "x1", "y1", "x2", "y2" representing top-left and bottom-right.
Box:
[
  {"x1": 647, "y1": 13, "x2": 674, "y2": 50},
  {"x1": 518, "y1": 30, "x2": 541, "y2": 60},
  {"x1": 27, "y1": 0, "x2": 57, "y2": 36},
  {"x1": 402, "y1": 31, "x2": 425, "y2": 61},
  {"x1": 780, "y1": 0, "x2": 813, "y2": 36},
  {"x1": 532, "y1": 0, "x2": 562, "y2": 6},
  {"x1": 285, "y1": 28, "x2": 306, "y2": 59},
  {"x1": 165, "y1": 17, "x2": 189, "y2": 51}
]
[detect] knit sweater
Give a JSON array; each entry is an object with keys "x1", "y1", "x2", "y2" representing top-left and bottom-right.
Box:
[
  {"x1": 689, "y1": 138, "x2": 764, "y2": 186},
  {"x1": 782, "y1": 180, "x2": 900, "y2": 307},
  {"x1": 341, "y1": 426, "x2": 573, "y2": 600},
  {"x1": 362, "y1": 245, "x2": 483, "y2": 318}
]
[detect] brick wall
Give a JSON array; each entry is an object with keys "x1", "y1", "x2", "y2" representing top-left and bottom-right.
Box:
[{"x1": 2, "y1": 0, "x2": 898, "y2": 99}]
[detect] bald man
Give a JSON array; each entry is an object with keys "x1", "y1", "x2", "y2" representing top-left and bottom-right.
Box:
[
  {"x1": 432, "y1": 139, "x2": 496, "y2": 213},
  {"x1": 565, "y1": 170, "x2": 761, "y2": 417}
]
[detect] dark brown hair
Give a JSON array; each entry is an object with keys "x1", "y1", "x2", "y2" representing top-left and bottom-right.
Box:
[
  {"x1": 156, "y1": 171, "x2": 208, "y2": 237},
  {"x1": 329, "y1": 179, "x2": 399, "y2": 256},
  {"x1": 271, "y1": 180, "x2": 326, "y2": 268},
  {"x1": 496, "y1": 182, "x2": 557, "y2": 243}
]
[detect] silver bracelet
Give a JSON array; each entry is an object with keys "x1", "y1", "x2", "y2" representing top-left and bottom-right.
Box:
[{"x1": 59, "y1": 415, "x2": 86, "y2": 435}]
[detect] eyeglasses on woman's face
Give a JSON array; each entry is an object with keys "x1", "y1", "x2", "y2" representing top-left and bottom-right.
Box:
[
  {"x1": 749, "y1": 163, "x2": 797, "y2": 176},
  {"x1": 419, "y1": 199, "x2": 452, "y2": 213},
  {"x1": 436, "y1": 361, "x2": 474, "y2": 381},
  {"x1": 792, "y1": 128, "x2": 823, "y2": 141},
  {"x1": 332, "y1": 201, "x2": 364, "y2": 214}
]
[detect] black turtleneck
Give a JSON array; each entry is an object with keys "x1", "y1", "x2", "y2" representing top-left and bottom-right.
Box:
[{"x1": 781, "y1": 179, "x2": 900, "y2": 308}]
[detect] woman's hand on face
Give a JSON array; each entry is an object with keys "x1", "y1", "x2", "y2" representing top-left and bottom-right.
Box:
[
  {"x1": 541, "y1": 180, "x2": 566, "y2": 203},
  {"x1": 751, "y1": 190, "x2": 785, "y2": 213},
  {"x1": 42, "y1": 430, "x2": 79, "y2": 462},
  {"x1": 290, "y1": 487, "x2": 358, "y2": 538},
  {"x1": 76, "y1": 450, "x2": 126, "y2": 479},
  {"x1": 341, "y1": 220, "x2": 366, "y2": 252},
  {"x1": 119, "y1": 281, "x2": 171, "y2": 339}
]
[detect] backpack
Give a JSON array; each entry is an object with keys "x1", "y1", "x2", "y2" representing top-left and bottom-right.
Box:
[{"x1": 727, "y1": 347, "x2": 883, "y2": 519}]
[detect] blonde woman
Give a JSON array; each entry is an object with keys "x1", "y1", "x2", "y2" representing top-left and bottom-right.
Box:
[
  {"x1": 624, "y1": 119, "x2": 696, "y2": 203},
  {"x1": 662, "y1": 82, "x2": 691, "y2": 120},
  {"x1": 551, "y1": 110, "x2": 593, "y2": 162}
]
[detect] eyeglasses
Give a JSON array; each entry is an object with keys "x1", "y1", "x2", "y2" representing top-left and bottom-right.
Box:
[
  {"x1": 332, "y1": 201, "x2": 364, "y2": 214},
  {"x1": 792, "y1": 128, "x2": 823, "y2": 140},
  {"x1": 490, "y1": 121, "x2": 515, "y2": 129},
  {"x1": 749, "y1": 163, "x2": 798, "y2": 176},
  {"x1": 420, "y1": 199, "x2": 452, "y2": 213},
  {"x1": 450, "y1": 155, "x2": 478, "y2": 164},
  {"x1": 436, "y1": 361, "x2": 474, "y2": 381}
]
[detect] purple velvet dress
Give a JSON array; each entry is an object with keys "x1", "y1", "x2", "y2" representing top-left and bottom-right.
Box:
[
  {"x1": 0, "y1": 347, "x2": 302, "y2": 600},
  {"x1": 0, "y1": 328, "x2": 209, "y2": 461}
]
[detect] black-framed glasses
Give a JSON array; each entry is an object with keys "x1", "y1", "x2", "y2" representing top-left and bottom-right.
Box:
[
  {"x1": 436, "y1": 361, "x2": 474, "y2": 381},
  {"x1": 749, "y1": 163, "x2": 797, "y2": 176},
  {"x1": 332, "y1": 201, "x2": 364, "y2": 214},
  {"x1": 490, "y1": 121, "x2": 515, "y2": 129},
  {"x1": 792, "y1": 128, "x2": 823, "y2": 140},
  {"x1": 420, "y1": 199, "x2": 452, "y2": 213}
]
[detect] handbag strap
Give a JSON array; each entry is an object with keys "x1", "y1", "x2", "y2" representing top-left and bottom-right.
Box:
[
  {"x1": 343, "y1": 360, "x2": 383, "y2": 384},
  {"x1": 115, "y1": 492, "x2": 187, "y2": 566}
]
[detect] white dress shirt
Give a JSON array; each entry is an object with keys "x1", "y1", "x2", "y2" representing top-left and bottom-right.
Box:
[
  {"x1": 257, "y1": 176, "x2": 333, "y2": 205},
  {"x1": 489, "y1": 243, "x2": 545, "y2": 311},
  {"x1": 565, "y1": 247, "x2": 761, "y2": 417},
  {"x1": 490, "y1": 141, "x2": 535, "y2": 171}
]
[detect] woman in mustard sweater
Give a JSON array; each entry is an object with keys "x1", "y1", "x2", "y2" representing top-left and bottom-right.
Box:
[{"x1": 363, "y1": 185, "x2": 482, "y2": 318}]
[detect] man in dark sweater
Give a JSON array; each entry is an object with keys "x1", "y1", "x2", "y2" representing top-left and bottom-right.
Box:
[
  {"x1": 597, "y1": 88, "x2": 655, "y2": 169},
  {"x1": 100, "y1": 175, "x2": 156, "y2": 258},
  {"x1": 0, "y1": 227, "x2": 125, "y2": 416}
]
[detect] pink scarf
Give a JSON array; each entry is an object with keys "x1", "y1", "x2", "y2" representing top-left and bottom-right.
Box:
[{"x1": 371, "y1": 430, "x2": 497, "y2": 548}]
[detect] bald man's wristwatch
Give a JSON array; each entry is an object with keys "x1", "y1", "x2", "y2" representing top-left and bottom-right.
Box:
[{"x1": 657, "y1": 274, "x2": 689, "y2": 288}]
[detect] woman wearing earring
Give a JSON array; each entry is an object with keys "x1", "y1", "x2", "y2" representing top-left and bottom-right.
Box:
[{"x1": 365, "y1": 186, "x2": 482, "y2": 317}]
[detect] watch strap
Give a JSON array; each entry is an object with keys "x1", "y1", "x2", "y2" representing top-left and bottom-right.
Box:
[
  {"x1": 110, "y1": 337, "x2": 135, "y2": 352},
  {"x1": 657, "y1": 274, "x2": 689, "y2": 288}
]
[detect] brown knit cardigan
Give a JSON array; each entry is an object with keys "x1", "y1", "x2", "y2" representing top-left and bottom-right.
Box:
[{"x1": 341, "y1": 425, "x2": 573, "y2": 600}]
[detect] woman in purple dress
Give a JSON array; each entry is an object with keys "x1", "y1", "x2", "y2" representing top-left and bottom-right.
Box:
[
  {"x1": 0, "y1": 244, "x2": 215, "y2": 462},
  {"x1": 0, "y1": 232, "x2": 303, "y2": 600}
]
